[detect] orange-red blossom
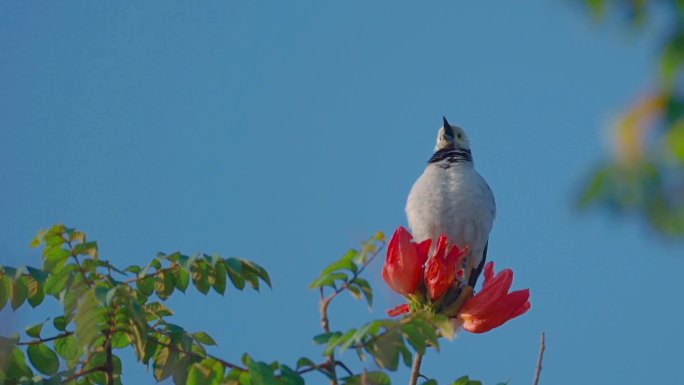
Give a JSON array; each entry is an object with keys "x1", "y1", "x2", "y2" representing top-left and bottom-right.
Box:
[
  {"x1": 382, "y1": 226, "x2": 531, "y2": 333},
  {"x1": 458, "y1": 262, "x2": 531, "y2": 333}
]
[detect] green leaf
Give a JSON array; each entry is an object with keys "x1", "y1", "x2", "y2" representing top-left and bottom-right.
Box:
[
  {"x1": 26, "y1": 275, "x2": 45, "y2": 307},
  {"x1": 137, "y1": 276, "x2": 155, "y2": 298},
  {"x1": 25, "y1": 321, "x2": 45, "y2": 338},
  {"x1": 155, "y1": 271, "x2": 175, "y2": 300},
  {"x1": 193, "y1": 331, "x2": 217, "y2": 346},
  {"x1": 367, "y1": 329, "x2": 406, "y2": 370},
  {"x1": 313, "y1": 332, "x2": 341, "y2": 345},
  {"x1": 44, "y1": 265, "x2": 76, "y2": 297},
  {"x1": 422, "y1": 380, "x2": 438, "y2": 385},
  {"x1": 311, "y1": 259, "x2": 357, "y2": 289},
  {"x1": 153, "y1": 346, "x2": 179, "y2": 381},
  {"x1": 243, "y1": 260, "x2": 271, "y2": 288},
  {"x1": 192, "y1": 260, "x2": 210, "y2": 294},
  {"x1": 111, "y1": 331, "x2": 131, "y2": 349},
  {"x1": 72, "y1": 241, "x2": 98, "y2": 259},
  {"x1": 175, "y1": 267, "x2": 190, "y2": 292},
  {"x1": 226, "y1": 258, "x2": 246, "y2": 290},
  {"x1": 245, "y1": 356, "x2": 276, "y2": 385},
  {"x1": 279, "y1": 365, "x2": 305, "y2": 385},
  {"x1": 354, "y1": 278, "x2": 373, "y2": 308},
  {"x1": 30, "y1": 229, "x2": 48, "y2": 248},
  {"x1": 54, "y1": 335, "x2": 81, "y2": 368},
  {"x1": 295, "y1": 357, "x2": 316, "y2": 370},
  {"x1": 42, "y1": 246, "x2": 70, "y2": 272},
  {"x1": 212, "y1": 261, "x2": 227, "y2": 294},
  {"x1": 187, "y1": 358, "x2": 224, "y2": 385},
  {"x1": 73, "y1": 289, "x2": 106, "y2": 351},
  {"x1": 0, "y1": 276, "x2": 9, "y2": 311},
  {"x1": 27, "y1": 343, "x2": 60, "y2": 375},
  {"x1": 309, "y1": 272, "x2": 348, "y2": 289},
  {"x1": 52, "y1": 316, "x2": 67, "y2": 332},
  {"x1": 11, "y1": 276, "x2": 29, "y2": 310}
]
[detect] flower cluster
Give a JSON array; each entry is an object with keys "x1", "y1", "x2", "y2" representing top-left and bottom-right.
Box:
[{"x1": 382, "y1": 227, "x2": 530, "y2": 333}]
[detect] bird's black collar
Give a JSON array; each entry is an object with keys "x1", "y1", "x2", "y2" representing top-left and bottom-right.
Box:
[{"x1": 428, "y1": 148, "x2": 473, "y2": 165}]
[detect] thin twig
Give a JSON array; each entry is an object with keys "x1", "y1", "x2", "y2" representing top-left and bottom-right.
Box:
[
  {"x1": 17, "y1": 332, "x2": 73, "y2": 346},
  {"x1": 123, "y1": 264, "x2": 179, "y2": 285},
  {"x1": 68, "y1": 241, "x2": 93, "y2": 287},
  {"x1": 62, "y1": 365, "x2": 108, "y2": 383},
  {"x1": 408, "y1": 351, "x2": 424, "y2": 385},
  {"x1": 532, "y1": 332, "x2": 546, "y2": 385}
]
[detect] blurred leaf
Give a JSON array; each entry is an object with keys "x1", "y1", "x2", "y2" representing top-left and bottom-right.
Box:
[
  {"x1": 666, "y1": 120, "x2": 684, "y2": 162},
  {"x1": 0, "y1": 276, "x2": 9, "y2": 311},
  {"x1": 5, "y1": 347, "x2": 33, "y2": 379},
  {"x1": 10, "y1": 276, "x2": 28, "y2": 310},
  {"x1": 341, "y1": 371, "x2": 391, "y2": 385},
  {"x1": 54, "y1": 335, "x2": 81, "y2": 368},
  {"x1": 27, "y1": 343, "x2": 59, "y2": 375}
]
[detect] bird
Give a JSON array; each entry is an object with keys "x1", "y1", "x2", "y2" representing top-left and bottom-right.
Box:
[{"x1": 405, "y1": 117, "x2": 496, "y2": 287}]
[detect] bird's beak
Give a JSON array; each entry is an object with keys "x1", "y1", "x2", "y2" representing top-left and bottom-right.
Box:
[{"x1": 442, "y1": 116, "x2": 454, "y2": 141}]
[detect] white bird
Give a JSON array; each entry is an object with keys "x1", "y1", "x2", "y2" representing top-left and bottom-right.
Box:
[{"x1": 406, "y1": 117, "x2": 496, "y2": 287}]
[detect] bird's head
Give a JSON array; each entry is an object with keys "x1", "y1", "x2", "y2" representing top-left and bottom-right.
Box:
[{"x1": 435, "y1": 116, "x2": 470, "y2": 152}]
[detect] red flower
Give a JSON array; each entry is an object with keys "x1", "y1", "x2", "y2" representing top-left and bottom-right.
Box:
[
  {"x1": 423, "y1": 235, "x2": 467, "y2": 301},
  {"x1": 387, "y1": 303, "x2": 411, "y2": 317},
  {"x1": 458, "y1": 262, "x2": 531, "y2": 333},
  {"x1": 382, "y1": 227, "x2": 431, "y2": 296}
]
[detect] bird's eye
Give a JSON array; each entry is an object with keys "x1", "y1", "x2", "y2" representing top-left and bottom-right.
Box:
[{"x1": 457, "y1": 134, "x2": 462, "y2": 139}]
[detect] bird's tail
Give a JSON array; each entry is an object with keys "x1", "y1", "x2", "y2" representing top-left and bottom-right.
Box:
[{"x1": 467, "y1": 242, "x2": 488, "y2": 288}]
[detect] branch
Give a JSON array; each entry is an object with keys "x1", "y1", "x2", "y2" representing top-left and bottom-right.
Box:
[
  {"x1": 17, "y1": 332, "x2": 73, "y2": 346},
  {"x1": 62, "y1": 365, "x2": 108, "y2": 383},
  {"x1": 148, "y1": 336, "x2": 247, "y2": 372},
  {"x1": 532, "y1": 332, "x2": 546, "y2": 385},
  {"x1": 409, "y1": 352, "x2": 424, "y2": 385},
  {"x1": 123, "y1": 263, "x2": 179, "y2": 285}
]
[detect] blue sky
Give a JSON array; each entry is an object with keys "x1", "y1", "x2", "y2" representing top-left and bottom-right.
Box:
[{"x1": 2, "y1": 1, "x2": 683, "y2": 384}]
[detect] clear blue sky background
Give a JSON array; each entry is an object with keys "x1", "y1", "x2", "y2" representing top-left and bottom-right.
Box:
[{"x1": 2, "y1": 1, "x2": 683, "y2": 385}]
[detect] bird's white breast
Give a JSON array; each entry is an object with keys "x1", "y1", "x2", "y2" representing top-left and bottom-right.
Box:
[{"x1": 405, "y1": 162, "x2": 495, "y2": 267}]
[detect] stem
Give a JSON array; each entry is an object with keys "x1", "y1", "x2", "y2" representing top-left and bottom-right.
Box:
[
  {"x1": 408, "y1": 352, "x2": 424, "y2": 385},
  {"x1": 319, "y1": 288, "x2": 338, "y2": 385},
  {"x1": 68, "y1": 241, "x2": 93, "y2": 287},
  {"x1": 532, "y1": 332, "x2": 546, "y2": 385}
]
